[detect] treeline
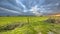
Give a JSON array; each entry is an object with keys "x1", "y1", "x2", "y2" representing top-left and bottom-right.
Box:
[{"x1": 0, "y1": 15, "x2": 44, "y2": 17}]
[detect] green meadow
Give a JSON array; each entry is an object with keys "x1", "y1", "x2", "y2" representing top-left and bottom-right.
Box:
[{"x1": 0, "y1": 16, "x2": 60, "y2": 34}]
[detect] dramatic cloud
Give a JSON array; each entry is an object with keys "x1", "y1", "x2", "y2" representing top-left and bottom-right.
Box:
[{"x1": 0, "y1": 0, "x2": 60, "y2": 15}]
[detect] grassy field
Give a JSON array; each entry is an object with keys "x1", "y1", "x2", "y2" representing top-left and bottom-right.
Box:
[{"x1": 0, "y1": 16, "x2": 60, "y2": 34}]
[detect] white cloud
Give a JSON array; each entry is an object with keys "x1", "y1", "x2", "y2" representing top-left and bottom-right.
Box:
[
  {"x1": 55, "y1": 3, "x2": 59, "y2": 6},
  {"x1": 23, "y1": 10, "x2": 28, "y2": 12},
  {"x1": 16, "y1": 0, "x2": 26, "y2": 9},
  {"x1": 29, "y1": 5, "x2": 41, "y2": 16}
]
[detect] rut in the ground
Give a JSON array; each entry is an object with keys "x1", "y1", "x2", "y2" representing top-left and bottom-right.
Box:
[{"x1": 0, "y1": 22, "x2": 26, "y2": 32}]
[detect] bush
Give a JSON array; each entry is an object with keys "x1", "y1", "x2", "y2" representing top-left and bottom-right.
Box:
[{"x1": 45, "y1": 16, "x2": 60, "y2": 23}]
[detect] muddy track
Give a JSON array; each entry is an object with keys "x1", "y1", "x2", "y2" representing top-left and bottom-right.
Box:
[{"x1": 0, "y1": 22, "x2": 28, "y2": 32}]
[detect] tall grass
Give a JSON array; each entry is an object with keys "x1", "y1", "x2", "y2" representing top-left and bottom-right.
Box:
[{"x1": 0, "y1": 16, "x2": 60, "y2": 34}]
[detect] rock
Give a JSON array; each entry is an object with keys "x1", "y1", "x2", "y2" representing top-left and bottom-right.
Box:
[
  {"x1": 38, "y1": 32, "x2": 42, "y2": 34},
  {"x1": 48, "y1": 31, "x2": 54, "y2": 34}
]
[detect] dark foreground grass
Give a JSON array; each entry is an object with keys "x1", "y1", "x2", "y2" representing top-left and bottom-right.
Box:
[{"x1": 0, "y1": 16, "x2": 60, "y2": 34}]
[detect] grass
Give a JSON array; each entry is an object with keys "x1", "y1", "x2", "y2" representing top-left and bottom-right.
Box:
[{"x1": 0, "y1": 16, "x2": 60, "y2": 34}]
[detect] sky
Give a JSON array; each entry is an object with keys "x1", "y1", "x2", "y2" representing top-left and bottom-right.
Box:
[{"x1": 0, "y1": 0, "x2": 60, "y2": 16}]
